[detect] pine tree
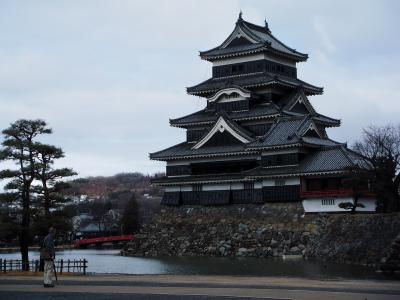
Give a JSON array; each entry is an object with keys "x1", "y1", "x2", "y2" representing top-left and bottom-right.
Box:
[
  {"x1": 35, "y1": 143, "x2": 77, "y2": 224},
  {"x1": 0, "y1": 119, "x2": 51, "y2": 270},
  {"x1": 120, "y1": 194, "x2": 140, "y2": 234}
]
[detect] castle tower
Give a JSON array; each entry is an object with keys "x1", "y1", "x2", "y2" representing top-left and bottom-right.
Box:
[{"x1": 150, "y1": 14, "x2": 375, "y2": 213}]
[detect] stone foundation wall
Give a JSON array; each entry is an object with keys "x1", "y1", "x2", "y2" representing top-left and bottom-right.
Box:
[{"x1": 122, "y1": 204, "x2": 400, "y2": 268}]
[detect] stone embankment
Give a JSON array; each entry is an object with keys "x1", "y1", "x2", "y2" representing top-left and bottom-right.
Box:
[
  {"x1": 122, "y1": 204, "x2": 400, "y2": 268},
  {"x1": 379, "y1": 233, "x2": 400, "y2": 273}
]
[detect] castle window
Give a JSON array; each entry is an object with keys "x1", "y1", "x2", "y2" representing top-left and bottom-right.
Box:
[
  {"x1": 193, "y1": 184, "x2": 202, "y2": 192},
  {"x1": 275, "y1": 179, "x2": 286, "y2": 186},
  {"x1": 322, "y1": 199, "x2": 335, "y2": 206},
  {"x1": 224, "y1": 92, "x2": 239, "y2": 100},
  {"x1": 244, "y1": 181, "x2": 254, "y2": 190}
]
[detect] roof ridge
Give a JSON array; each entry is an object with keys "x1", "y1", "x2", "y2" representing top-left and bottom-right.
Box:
[
  {"x1": 296, "y1": 115, "x2": 325, "y2": 138},
  {"x1": 149, "y1": 141, "x2": 187, "y2": 157},
  {"x1": 170, "y1": 109, "x2": 208, "y2": 123},
  {"x1": 241, "y1": 18, "x2": 307, "y2": 57},
  {"x1": 338, "y1": 145, "x2": 358, "y2": 165},
  {"x1": 222, "y1": 114, "x2": 254, "y2": 139},
  {"x1": 276, "y1": 115, "x2": 308, "y2": 123},
  {"x1": 239, "y1": 22, "x2": 266, "y2": 44},
  {"x1": 257, "y1": 118, "x2": 281, "y2": 142},
  {"x1": 242, "y1": 19, "x2": 269, "y2": 33},
  {"x1": 314, "y1": 113, "x2": 341, "y2": 123},
  {"x1": 192, "y1": 115, "x2": 253, "y2": 150}
]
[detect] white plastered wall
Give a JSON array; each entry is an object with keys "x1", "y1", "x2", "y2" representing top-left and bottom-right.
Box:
[
  {"x1": 262, "y1": 177, "x2": 300, "y2": 186},
  {"x1": 302, "y1": 197, "x2": 376, "y2": 213},
  {"x1": 165, "y1": 185, "x2": 193, "y2": 192},
  {"x1": 202, "y1": 183, "x2": 244, "y2": 191},
  {"x1": 212, "y1": 53, "x2": 296, "y2": 67}
]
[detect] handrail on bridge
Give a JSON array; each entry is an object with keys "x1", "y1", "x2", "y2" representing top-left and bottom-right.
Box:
[{"x1": 73, "y1": 234, "x2": 134, "y2": 249}]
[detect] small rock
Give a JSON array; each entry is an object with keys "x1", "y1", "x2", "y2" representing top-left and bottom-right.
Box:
[
  {"x1": 290, "y1": 246, "x2": 301, "y2": 255},
  {"x1": 270, "y1": 239, "x2": 279, "y2": 248},
  {"x1": 238, "y1": 223, "x2": 249, "y2": 232},
  {"x1": 237, "y1": 247, "x2": 248, "y2": 256}
]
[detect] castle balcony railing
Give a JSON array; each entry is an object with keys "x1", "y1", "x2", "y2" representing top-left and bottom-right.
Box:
[
  {"x1": 300, "y1": 189, "x2": 353, "y2": 198},
  {"x1": 300, "y1": 189, "x2": 375, "y2": 198}
]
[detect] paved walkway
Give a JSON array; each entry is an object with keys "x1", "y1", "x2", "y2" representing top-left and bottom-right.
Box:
[{"x1": 0, "y1": 274, "x2": 400, "y2": 300}]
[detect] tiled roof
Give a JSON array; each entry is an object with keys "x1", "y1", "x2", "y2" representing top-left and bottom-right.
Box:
[
  {"x1": 187, "y1": 72, "x2": 323, "y2": 96},
  {"x1": 300, "y1": 146, "x2": 359, "y2": 173},
  {"x1": 151, "y1": 173, "x2": 246, "y2": 185},
  {"x1": 192, "y1": 115, "x2": 254, "y2": 150},
  {"x1": 313, "y1": 114, "x2": 341, "y2": 127},
  {"x1": 201, "y1": 44, "x2": 266, "y2": 59},
  {"x1": 247, "y1": 117, "x2": 309, "y2": 149},
  {"x1": 170, "y1": 103, "x2": 280, "y2": 127},
  {"x1": 154, "y1": 114, "x2": 347, "y2": 160},
  {"x1": 275, "y1": 88, "x2": 340, "y2": 127},
  {"x1": 200, "y1": 18, "x2": 308, "y2": 62},
  {"x1": 282, "y1": 110, "x2": 340, "y2": 127},
  {"x1": 151, "y1": 146, "x2": 367, "y2": 185},
  {"x1": 282, "y1": 89, "x2": 317, "y2": 115},
  {"x1": 221, "y1": 115, "x2": 254, "y2": 140},
  {"x1": 248, "y1": 146, "x2": 366, "y2": 178},
  {"x1": 300, "y1": 136, "x2": 340, "y2": 147},
  {"x1": 247, "y1": 115, "x2": 340, "y2": 150},
  {"x1": 149, "y1": 142, "x2": 252, "y2": 160}
]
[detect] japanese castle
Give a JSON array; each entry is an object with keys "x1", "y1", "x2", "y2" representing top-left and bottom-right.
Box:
[{"x1": 151, "y1": 14, "x2": 375, "y2": 213}]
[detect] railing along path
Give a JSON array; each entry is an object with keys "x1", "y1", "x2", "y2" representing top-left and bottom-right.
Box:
[{"x1": 0, "y1": 258, "x2": 87, "y2": 274}]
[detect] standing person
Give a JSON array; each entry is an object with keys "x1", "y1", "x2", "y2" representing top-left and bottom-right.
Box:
[{"x1": 42, "y1": 227, "x2": 56, "y2": 287}]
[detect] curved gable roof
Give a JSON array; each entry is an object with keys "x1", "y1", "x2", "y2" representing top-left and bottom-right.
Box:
[
  {"x1": 192, "y1": 115, "x2": 253, "y2": 149},
  {"x1": 200, "y1": 16, "x2": 308, "y2": 62}
]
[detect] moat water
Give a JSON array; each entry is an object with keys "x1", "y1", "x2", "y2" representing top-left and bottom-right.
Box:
[{"x1": 1, "y1": 249, "x2": 397, "y2": 280}]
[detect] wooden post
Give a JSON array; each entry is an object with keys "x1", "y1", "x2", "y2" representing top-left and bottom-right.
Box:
[
  {"x1": 83, "y1": 259, "x2": 87, "y2": 275},
  {"x1": 60, "y1": 259, "x2": 64, "y2": 274}
]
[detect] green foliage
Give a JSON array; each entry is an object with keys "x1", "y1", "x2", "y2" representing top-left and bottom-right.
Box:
[
  {"x1": 340, "y1": 166, "x2": 371, "y2": 214},
  {"x1": 120, "y1": 194, "x2": 140, "y2": 234},
  {"x1": 338, "y1": 202, "x2": 365, "y2": 210},
  {"x1": 0, "y1": 119, "x2": 76, "y2": 265},
  {"x1": 0, "y1": 119, "x2": 51, "y2": 267},
  {"x1": 0, "y1": 208, "x2": 20, "y2": 243},
  {"x1": 89, "y1": 200, "x2": 115, "y2": 233},
  {"x1": 34, "y1": 143, "x2": 77, "y2": 219}
]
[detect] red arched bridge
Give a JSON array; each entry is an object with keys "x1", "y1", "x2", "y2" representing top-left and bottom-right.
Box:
[{"x1": 73, "y1": 235, "x2": 134, "y2": 249}]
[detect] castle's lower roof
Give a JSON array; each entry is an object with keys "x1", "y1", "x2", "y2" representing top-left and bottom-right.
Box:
[
  {"x1": 151, "y1": 145, "x2": 368, "y2": 186},
  {"x1": 149, "y1": 142, "x2": 256, "y2": 161}
]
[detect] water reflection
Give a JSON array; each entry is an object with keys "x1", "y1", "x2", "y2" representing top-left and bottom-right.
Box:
[{"x1": 1, "y1": 249, "x2": 397, "y2": 280}]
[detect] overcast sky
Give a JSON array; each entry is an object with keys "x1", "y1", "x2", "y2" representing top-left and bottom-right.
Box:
[{"x1": 0, "y1": 0, "x2": 399, "y2": 178}]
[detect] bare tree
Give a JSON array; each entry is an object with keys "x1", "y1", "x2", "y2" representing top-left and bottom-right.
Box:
[{"x1": 353, "y1": 124, "x2": 400, "y2": 212}]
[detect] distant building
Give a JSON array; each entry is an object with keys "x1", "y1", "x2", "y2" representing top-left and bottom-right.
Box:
[{"x1": 150, "y1": 14, "x2": 376, "y2": 213}]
